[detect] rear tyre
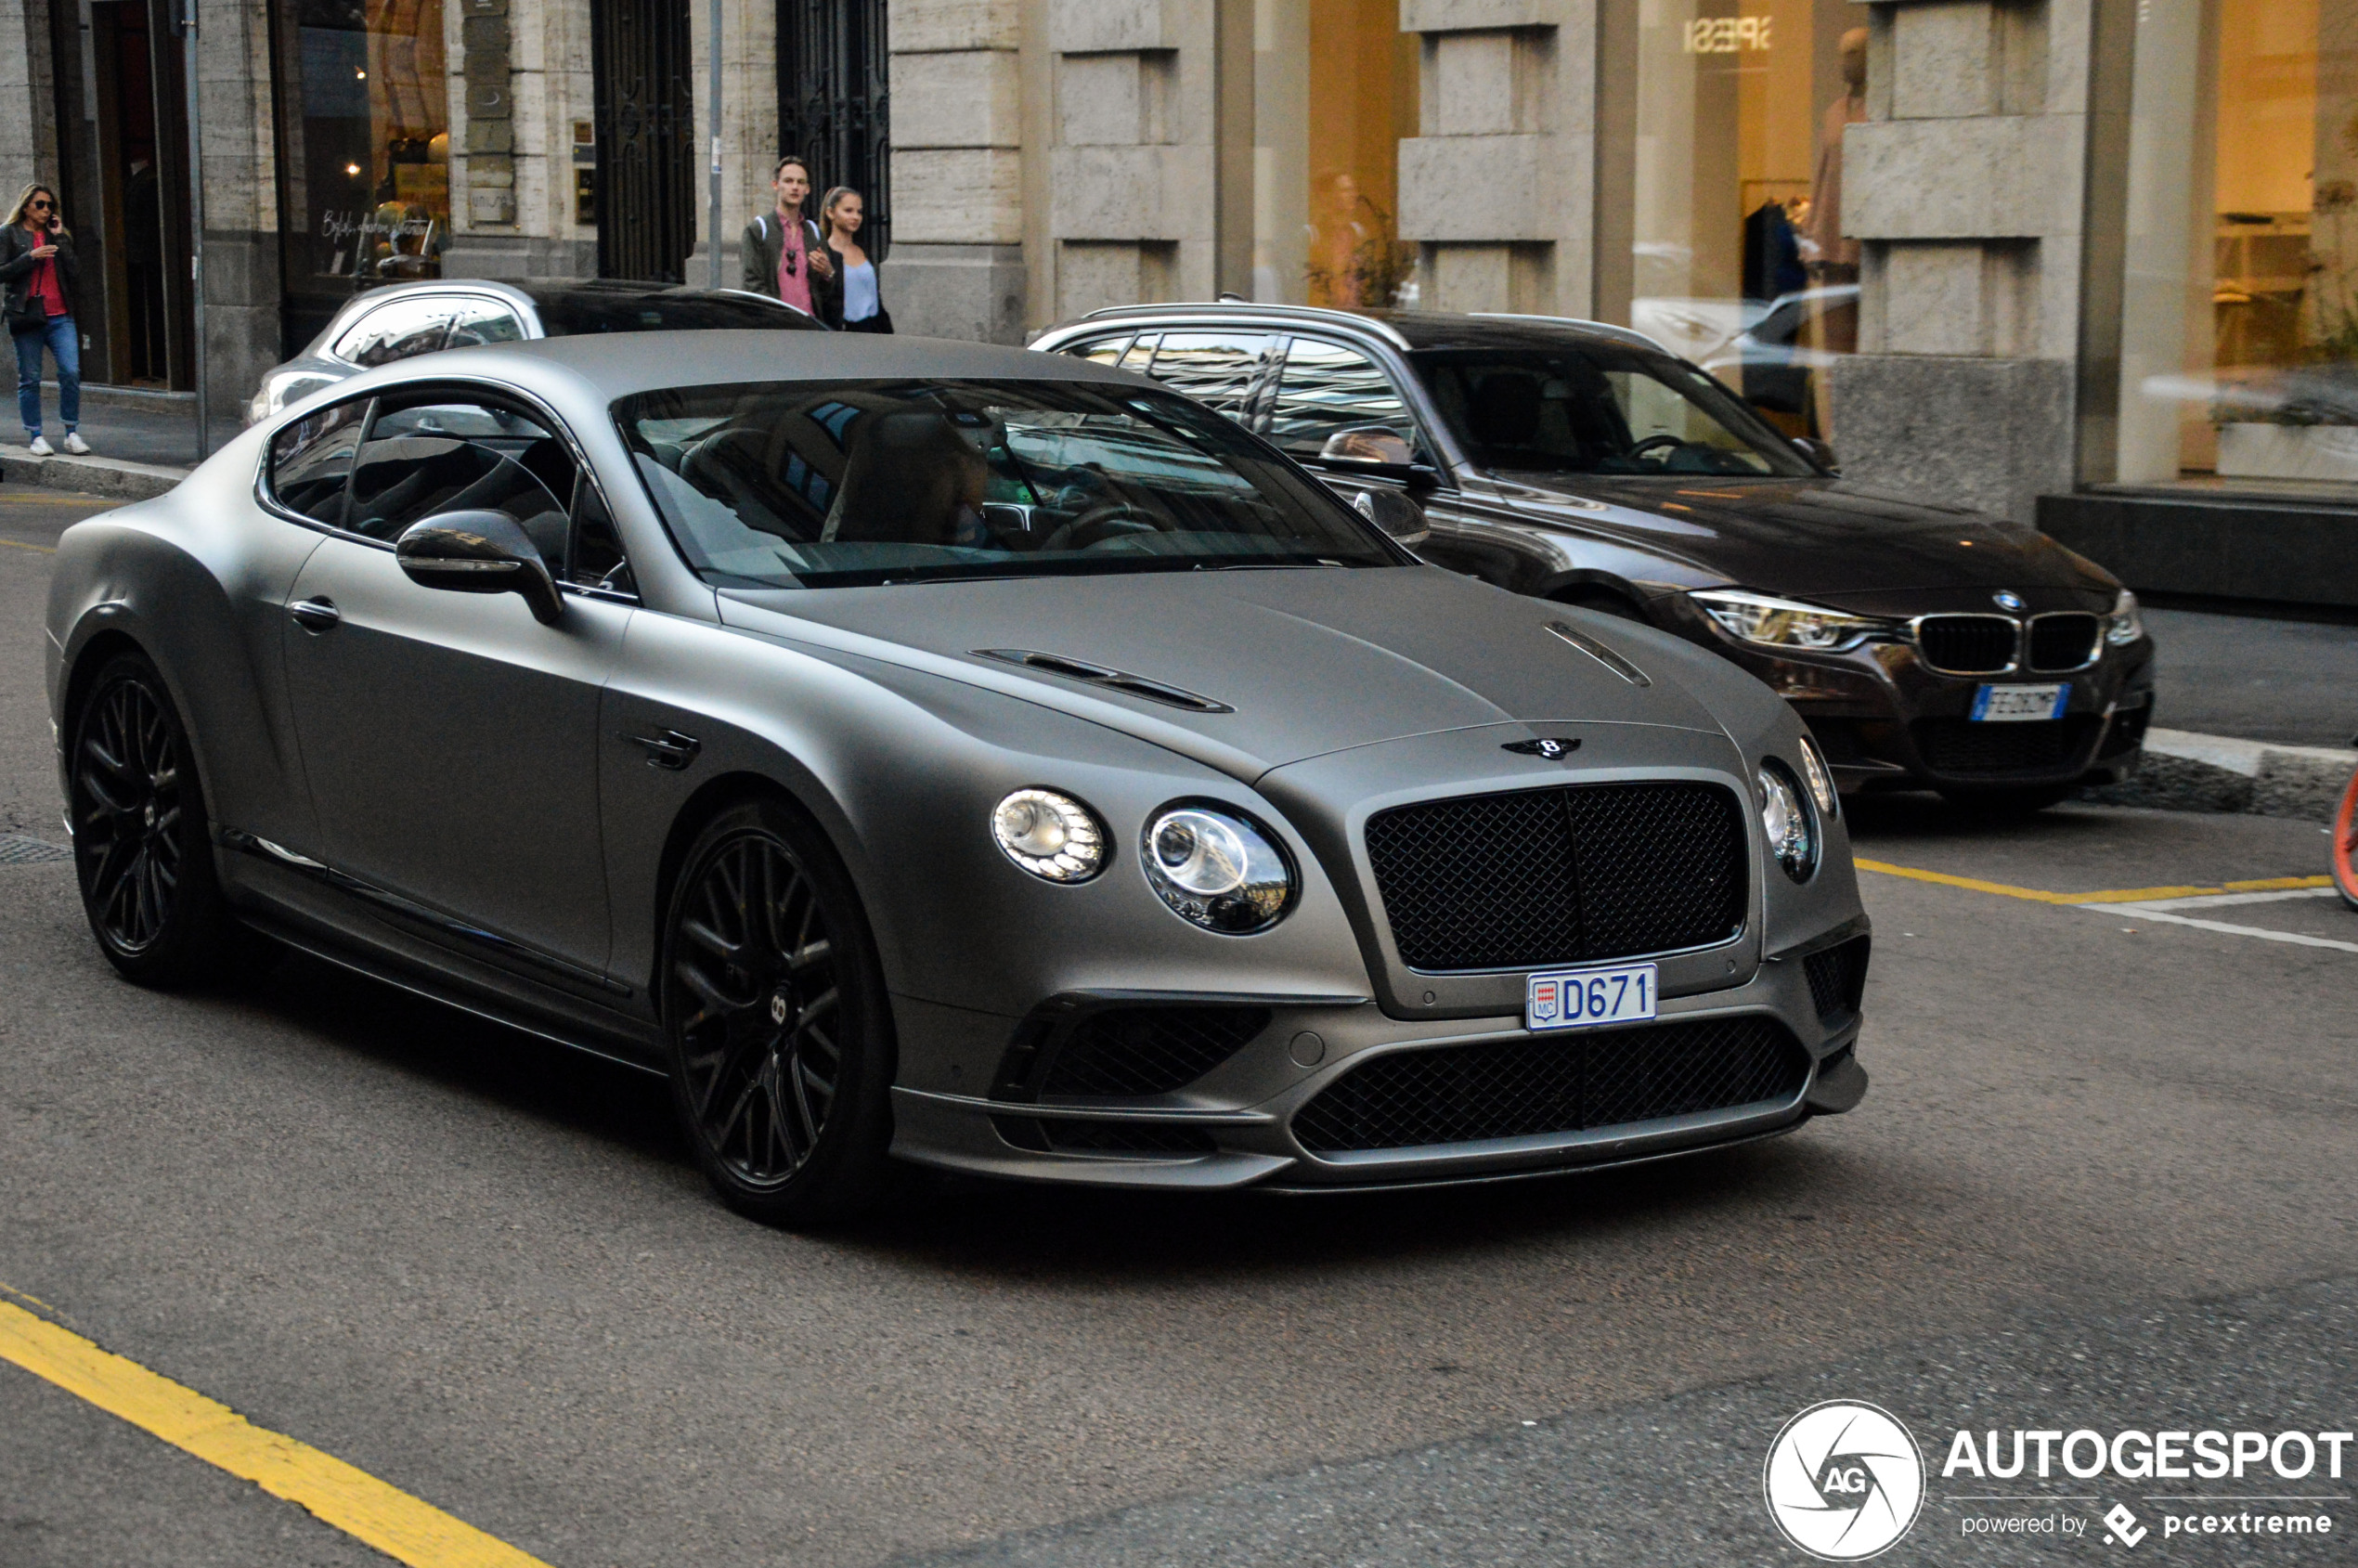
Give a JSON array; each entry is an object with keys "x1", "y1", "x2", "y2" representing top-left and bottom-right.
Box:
[
  {"x1": 2332, "y1": 764, "x2": 2358, "y2": 913},
  {"x1": 1935, "y1": 784, "x2": 2077, "y2": 816},
  {"x1": 658, "y1": 797, "x2": 897, "y2": 1225},
  {"x1": 68, "y1": 652, "x2": 244, "y2": 987}
]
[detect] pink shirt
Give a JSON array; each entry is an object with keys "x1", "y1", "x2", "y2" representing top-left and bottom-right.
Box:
[{"x1": 775, "y1": 216, "x2": 813, "y2": 315}]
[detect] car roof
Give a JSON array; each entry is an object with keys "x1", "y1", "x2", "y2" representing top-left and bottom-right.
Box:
[
  {"x1": 375, "y1": 330, "x2": 1150, "y2": 402},
  {"x1": 1056, "y1": 303, "x2": 1667, "y2": 356}
]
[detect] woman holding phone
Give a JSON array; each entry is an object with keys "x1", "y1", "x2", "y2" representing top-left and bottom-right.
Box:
[{"x1": 2, "y1": 184, "x2": 88, "y2": 456}]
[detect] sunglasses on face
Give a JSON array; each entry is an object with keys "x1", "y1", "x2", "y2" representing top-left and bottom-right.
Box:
[{"x1": 28, "y1": 201, "x2": 53, "y2": 211}]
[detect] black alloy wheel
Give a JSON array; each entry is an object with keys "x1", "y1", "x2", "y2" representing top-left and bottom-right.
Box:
[
  {"x1": 69, "y1": 652, "x2": 244, "y2": 985},
  {"x1": 660, "y1": 797, "x2": 895, "y2": 1224}
]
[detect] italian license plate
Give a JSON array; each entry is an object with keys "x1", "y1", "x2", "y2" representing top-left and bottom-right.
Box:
[
  {"x1": 1526, "y1": 963, "x2": 1658, "y2": 1032},
  {"x1": 1971, "y1": 682, "x2": 2068, "y2": 722}
]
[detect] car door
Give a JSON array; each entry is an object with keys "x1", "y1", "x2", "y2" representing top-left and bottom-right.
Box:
[
  {"x1": 279, "y1": 385, "x2": 632, "y2": 985},
  {"x1": 1261, "y1": 333, "x2": 1471, "y2": 541}
]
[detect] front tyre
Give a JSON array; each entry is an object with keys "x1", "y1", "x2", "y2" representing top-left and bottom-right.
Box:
[
  {"x1": 68, "y1": 652, "x2": 243, "y2": 986},
  {"x1": 2332, "y1": 763, "x2": 2358, "y2": 912},
  {"x1": 658, "y1": 797, "x2": 897, "y2": 1225}
]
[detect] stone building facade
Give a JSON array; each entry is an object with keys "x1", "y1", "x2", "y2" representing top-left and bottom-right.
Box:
[{"x1": 4, "y1": 0, "x2": 2351, "y2": 602}]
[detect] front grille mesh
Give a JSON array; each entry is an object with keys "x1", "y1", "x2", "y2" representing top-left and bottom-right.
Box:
[
  {"x1": 1914, "y1": 717, "x2": 2098, "y2": 776},
  {"x1": 1915, "y1": 616, "x2": 2017, "y2": 674},
  {"x1": 1291, "y1": 1016, "x2": 1807, "y2": 1154},
  {"x1": 2027, "y1": 614, "x2": 2100, "y2": 670},
  {"x1": 1365, "y1": 783, "x2": 1746, "y2": 972},
  {"x1": 1802, "y1": 936, "x2": 1872, "y2": 1024},
  {"x1": 1038, "y1": 1007, "x2": 1270, "y2": 1097}
]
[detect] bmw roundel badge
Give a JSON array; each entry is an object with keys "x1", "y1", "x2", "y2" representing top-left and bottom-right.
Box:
[{"x1": 1991, "y1": 589, "x2": 2025, "y2": 612}]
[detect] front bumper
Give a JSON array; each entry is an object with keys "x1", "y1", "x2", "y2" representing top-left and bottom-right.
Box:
[
  {"x1": 885, "y1": 922, "x2": 1867, "y2": 1191},
  {"x1": 1652, "y1": 606, "x2": 2156, "y2": 794}
]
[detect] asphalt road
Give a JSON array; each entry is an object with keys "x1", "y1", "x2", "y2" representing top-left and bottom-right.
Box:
[{"x1": 2, "y1": 489, "x2": 2352, "y2": 1566}]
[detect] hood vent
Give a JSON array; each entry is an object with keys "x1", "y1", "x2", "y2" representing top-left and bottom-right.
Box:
[
  {"x1": 975, "y1": 649, "x2": 1235, "y2": 714},
  {"x1": 1545, "y1": 621, "x2": 1652, "y2": 687}
]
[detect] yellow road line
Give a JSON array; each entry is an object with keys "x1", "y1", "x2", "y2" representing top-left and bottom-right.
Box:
[
  {"x1": 0, "y1": 1293, "x2": 553, "y2": 1568},
  {"x1": 1855, "y1": 858, "x2": 2332, "y2": 905},
  {"x1": 0, "y1": 536, "x2": 58, "y2": 553}
]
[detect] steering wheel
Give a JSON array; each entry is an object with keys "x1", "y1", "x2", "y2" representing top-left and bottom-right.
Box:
[
  {"x1": 1041, "y1": 501, "x2": 1159, "y2": 552},
  {"x1": 1628, "y1": 434, "x2": 1686, "y2": 463}
]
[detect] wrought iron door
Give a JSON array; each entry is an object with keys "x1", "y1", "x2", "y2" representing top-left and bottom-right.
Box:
[
  {"x1": 777, "y1": 0, "x2": 888, "y2": 256},
  {"x1": 593, "y1": 0, "x2": 694, "y2": 281}
]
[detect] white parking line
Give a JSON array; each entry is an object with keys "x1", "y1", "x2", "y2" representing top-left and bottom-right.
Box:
[
  {"x1": 2085, "y1": 888, "x2": 2358, "y2": 953},
  {"x1": 2127, "y1": 888, "x2": 2340, "y2": 912}
]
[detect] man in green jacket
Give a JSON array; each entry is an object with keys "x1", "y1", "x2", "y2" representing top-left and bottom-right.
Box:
[{"x1": 741, "y1": 154, "x2": 838, "y2": 326}]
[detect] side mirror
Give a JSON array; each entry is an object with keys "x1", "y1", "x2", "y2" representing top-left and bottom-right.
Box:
[
  {"x1": 1792, "y1": 435, "x2": 1840, "y2": 473},
  {"x1": 395, "y1": 510, "x2": 564, "y2": 625},
  {"x1": 1315, "y1": 424, "x2": 1443, "y2": 493},
  {"x1": 1352, "y1": 486, "x2": 1430, "y2": 549}
]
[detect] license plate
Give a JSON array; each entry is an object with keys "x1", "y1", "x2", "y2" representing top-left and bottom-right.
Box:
[
  {"x1": 1526, "y1": 963, "x2": 1658, "y2": 1032},
  {"x1": 1971, "y1": 682, "x2": 2068, "y2": 722}
]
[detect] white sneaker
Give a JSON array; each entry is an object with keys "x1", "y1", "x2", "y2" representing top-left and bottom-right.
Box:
[
  {"x1": 27, "y1": 434, "x2": 52, "y2": 457},
  {"x1": 60, "y1": 432, "x2": 89, "y2": 456}
]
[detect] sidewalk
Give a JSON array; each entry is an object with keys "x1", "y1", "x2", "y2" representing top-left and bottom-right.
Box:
[{"x1": 1, "y1": 386, "x2": 238, "y2": 500}]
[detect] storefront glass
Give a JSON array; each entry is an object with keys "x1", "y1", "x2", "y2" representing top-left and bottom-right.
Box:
[
  {"x1": 2118, "y1": 0, "x2": 2358, "y2": 489},
  {"x1": 1630, "y1": 0, "x2": 1861, "y2": 439},
  {"x1": 1251, "y1": 0, "x2": 1417, "y2": 307},
  {"x1": 272, "y1": 0, "x2": 450, "y2": 347}
]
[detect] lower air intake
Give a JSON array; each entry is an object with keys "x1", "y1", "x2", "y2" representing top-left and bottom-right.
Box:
[
  {"x1": 1801, "y1": 936, "x2": 1871, "y2": 1025},
  {"x1": 1290, "y1": 1016, "x2": 1808, "y2": 1154}
]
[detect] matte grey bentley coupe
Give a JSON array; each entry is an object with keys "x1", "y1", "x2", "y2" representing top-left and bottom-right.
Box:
[{"x1": 46, "y1": 332, "x2": 1871, "y2": 1224}]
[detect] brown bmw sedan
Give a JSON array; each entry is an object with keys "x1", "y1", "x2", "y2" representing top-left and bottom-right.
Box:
[{"x1": 1033, "y1": 305, "x2": 2154, "y2": 811}]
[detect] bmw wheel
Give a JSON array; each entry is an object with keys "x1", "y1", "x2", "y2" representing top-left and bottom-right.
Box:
[
  {"x1": 659, "y1": 797, "x2": 897, "y2": 1225},
  {"x1": 68, "y1": 652, "x2": 245, "y2": 986}
]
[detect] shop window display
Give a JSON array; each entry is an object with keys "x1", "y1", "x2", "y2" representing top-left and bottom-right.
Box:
[
  {"x1": 1252, "y1": 0, "x2": 1418, "y2": 307},
  {"x1": 2118, "y1": 0, "x2": 2358, "y2": 488},
  {"x1": 1630, "y1": 0, "x2": 1862, "y2": 440},
  {"x1": 272, "y1": 0, "x2": 450, "y2": 347}
]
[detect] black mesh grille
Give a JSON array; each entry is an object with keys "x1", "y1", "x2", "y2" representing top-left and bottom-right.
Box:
[
  {"x1": 1291, "y1": 1016, "x2": 1808, "y2": 1154},
  {"x1": 1914, "y1": 717, "x2": 2098, "y2": 776},
  {"x1": 1365, "y1": 783, "x2": 1745, "y2": 972},
  {"x1": 993, "y1": 1116, "x2": 1217, "y2": 1158},
  {"x1": 1915, "y1": 616, "x2": 2017, "y2": 674},
  {"x1": 2027, "y1": 614, "x2": 2100, "y2": 671},
  {"x1": 1802, "y1": 936, "x2": 1872, "y2": 1024},
  {"x1": 1035, "y1": 1007, "x2": 1270, "y2": 1097}
]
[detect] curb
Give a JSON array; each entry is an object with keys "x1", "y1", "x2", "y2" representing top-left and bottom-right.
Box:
[
  {"x1": 0, "y1": 450, "x2": 188, "y2": 501},
  {"x1": 2084, "y1": 727, "x2": 2354, "y2": 823}
]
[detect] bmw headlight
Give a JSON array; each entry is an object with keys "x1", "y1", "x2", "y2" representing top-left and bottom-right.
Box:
[
  {"x1": 991, "y1": 788, "x2": 1106, "y2": 883},
  {"x1": 2105, "y1": 588, "x2": 2144, "y2": 646},
  {"x1": 1758, "y1": 762, "x2": 1819, "y2": 883},
  {"x1": 1794, "y1": 733, "x2": 1839, "y2": 818},
  {"x1": 1141, "y1": 804, "x2": 1296, "y2": 933},
  {"x1": 1690, "y1": 589, "x2": 1888, "y2": 653}
]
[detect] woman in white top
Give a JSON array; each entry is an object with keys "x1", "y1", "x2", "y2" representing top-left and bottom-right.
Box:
[{"x1": 821, "y1": 187, "x2": 890, "y2": 334}]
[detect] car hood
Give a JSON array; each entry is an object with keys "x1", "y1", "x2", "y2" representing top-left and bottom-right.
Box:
[
  {"x1": 1479, "y1": 473, "x2": 2121, "y2": 614},
  {"x1": 716, "y1": 564, "x2": 1730, "y2": 778}
]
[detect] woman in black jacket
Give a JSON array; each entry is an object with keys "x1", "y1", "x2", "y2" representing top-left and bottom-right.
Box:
[
  {"x1": 2, "y1": 184, "x2": 88, "y2": 456},
  {"x1": 820, "y1": 187, "x2": 891, "y2": 333}
]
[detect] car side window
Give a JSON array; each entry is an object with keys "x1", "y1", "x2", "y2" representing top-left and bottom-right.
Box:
[
  {"x1": 1060, "y1": 333, "x2": 1134, "y2": 369},
  {"x1": 331, "y1": 296, "x2": 456, "y2": 368},
  {"x1": 1266, "y1": 337, "x2": 1426, "y2": 460},
  {"x1": 266, "y1": 396, "x2": 371, "y2": 527},
  {"x1": 445, "y1": 297, "x2": 528, "y2": 349},
  {"x1": 566, "y1": 475, "x2": 634, "y2": 594},
  {"x1": 1137, "y1": 331, "x2": 1276, "y2": 420},
  {"x1": 344, "y1": 396, "x2": 578, "y2": 563}
]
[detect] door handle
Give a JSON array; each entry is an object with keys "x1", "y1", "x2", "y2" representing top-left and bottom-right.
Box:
[
  {"x1": 289, "y1": 597, "x2": 342, "y2": 632},
  {"x1": 619, "y1": 728, "x2": 701, "y2": 771}
]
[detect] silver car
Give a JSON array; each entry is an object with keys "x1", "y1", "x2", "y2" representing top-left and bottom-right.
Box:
[
  {"x1": 246, "y1": 279, "x2": 823, "y2": 425},
  {"x1": 48, "y1": 331, "x2": 1871, "y2": 1225}
]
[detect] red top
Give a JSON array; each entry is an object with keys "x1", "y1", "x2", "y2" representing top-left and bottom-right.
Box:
[
  {"x1": 774, "y1": 218, "x2": 812, "y2": 315},
  {"x1": 26, "y1": 245, "x2": 65, "y2": 316}
]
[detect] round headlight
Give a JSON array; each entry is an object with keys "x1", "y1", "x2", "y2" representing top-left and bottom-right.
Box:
[
  {"x1": 1141, "y1": 805, "x2": 1296, "y2": 933},
  {"x1": 991, "y1": 788, "x2": 1106, "y2": 883},
  {"x1": 1794, "y1": 733, "x2": 1839, "y2": 818},
  {"x1": 1758, "y1": 761, "x2": 1819, "y2": 883}
]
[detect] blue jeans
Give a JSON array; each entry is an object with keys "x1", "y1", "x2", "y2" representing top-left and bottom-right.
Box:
[{"x1": 14, "y1": 314, "x2": 79, "y2": 437}]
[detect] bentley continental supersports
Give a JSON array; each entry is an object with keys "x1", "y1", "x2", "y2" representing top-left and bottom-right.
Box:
[{"x1": 48, "y1": 332, "x2": 1871, "y2": 1222}]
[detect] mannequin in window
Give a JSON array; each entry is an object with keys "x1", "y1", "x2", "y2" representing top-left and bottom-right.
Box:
[{"x1": 1803, "y1": 26, "x2": 1868, "y2": 439}]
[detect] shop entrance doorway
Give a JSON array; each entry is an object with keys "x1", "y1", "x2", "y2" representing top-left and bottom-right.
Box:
[
  {"x1": 88, "y1": 0, "x2": 194, "y2": 388},
  {"x1": 592, "y1": 0, "x2": 695, "y2": 281}
]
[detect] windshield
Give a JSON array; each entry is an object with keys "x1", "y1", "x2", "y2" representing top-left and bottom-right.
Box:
[
  {"x1": 1410, "y1": 345, "x2": 1815, "y2": 477},
  {"x1": 527, "y1": 289, "x2": 824, "y2": 336},
  {"x1": 615, "y1": 378, "x2": 1402, "y2": 589}
]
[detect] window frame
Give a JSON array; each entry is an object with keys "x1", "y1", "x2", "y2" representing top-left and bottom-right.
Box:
[{"x1": 1265, "y1": 332, "x2": 1450, "y2": 481}]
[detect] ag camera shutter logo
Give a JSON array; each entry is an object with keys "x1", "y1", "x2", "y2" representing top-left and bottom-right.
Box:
[{"x1": 1764, "y1": 1400, "x2": 1926, "y2": 1560}]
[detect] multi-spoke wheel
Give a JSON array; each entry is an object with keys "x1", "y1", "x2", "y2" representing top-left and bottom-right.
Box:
[
  {"x1": 2333, "y1": 763, "x2": 2358, "y2": 913},
  {"x1": 69, "y1": 652, "x2": 242, "y2": 985},
  {"x1": 659, "y1": 797, "x2": 895, "y2": 1224}
]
